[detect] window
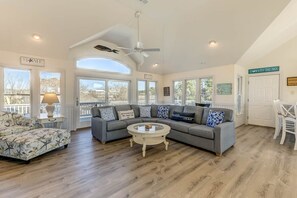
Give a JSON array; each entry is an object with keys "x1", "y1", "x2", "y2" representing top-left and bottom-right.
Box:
[
  {"x1": 185, "y1": 79, "x2": 196, "y2": 105},
  {"x1": 3, "y1": 68, "x2": 31, "y2": 115},
  {"x1": 173, "y1": 80, "x2": 183, "y2": 105},
  {"x1": 137, "y1": 80, "x2": 147, "y2": 105},
  {"x1": 40, "y1": 72, "x2": 61, "y2": 115},
  {"x1": 76, "y1": 58, "x2": 131, "y2": 74},
  {"x1": 199, "y1": 77, "x2": 213, "y2": 103},
  {"x1": 137, "y1": 80, "x2": 158, "y2": 105},
  {"x1": 108, "y1": 80, "x2": 129, "y2": 105},
  {"x1": 148, "y1": 81, "x2": 157, "y2": 104},
  {"x1": 237, "y1": 75, "x2": 243, "y2": 114}
]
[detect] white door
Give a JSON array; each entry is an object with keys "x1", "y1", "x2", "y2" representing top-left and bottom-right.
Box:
[{"x1": 248, "y1": 75, "x2": 280, "y2": 127}]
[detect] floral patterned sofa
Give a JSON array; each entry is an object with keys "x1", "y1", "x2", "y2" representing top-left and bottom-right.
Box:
[{"x1": 0, "y1": 112, "x2": 71, "y2": 162}]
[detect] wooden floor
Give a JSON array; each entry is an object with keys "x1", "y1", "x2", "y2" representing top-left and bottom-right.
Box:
[{"x1": 1, "y1": 125, "x2": 297, "y2": 198}]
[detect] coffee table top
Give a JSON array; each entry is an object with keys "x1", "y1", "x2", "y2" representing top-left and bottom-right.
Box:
[{"x1": 127, "y1": 122, "x2": 170, "y2": 135}]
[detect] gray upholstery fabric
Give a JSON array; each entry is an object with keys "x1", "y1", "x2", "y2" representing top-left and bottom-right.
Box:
[
  {"x1": 169, "y1": 105, "x2": 184, "y2": 118},
  {"x1": 91, "y1": 117, "x2": 107, "y2": 143},
  {"x1": 106, "y1": 129, "x2": 130, "y2": 141},
  {"x1": 107, "y1": 120, "x2": 127, "y2": 131},
  {"x1": 189, "y1": 125, "x2": 214, "y2": 140},
  {"x1": 214, "y1": 122, "x2": 235, "y2": 155},
  {"x1": 157, "y1": 119, "x2": 175, "y2": 126},
  {"x1": 170, "y1": 122, "x2": 197, "y2": 133},
  {"x1": 151, "y1": 105, "x2": 158, "y2": 118},
  {"x1": 123, "y1": 118, "x2": 142, "y2": 126},
  {"x1": 202, "y1": 108, "x2": 234, "y2": 124},
  {"x1": 91, "y1": 107, "x2": 100, "y2": 117},
  {"x1": 142, "y1": 118, "x2": 159, "y2": 122},
  {"x1": 183, "y1": 106, "x2": 204, "y2": 124},
  {"x1": 131, "y1": 104, "x2": 140, "y2": 118}
]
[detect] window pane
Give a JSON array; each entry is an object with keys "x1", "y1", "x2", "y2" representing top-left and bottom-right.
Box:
[
  {"x1": 173, "y1": 80, "x2": 183, "y2": 105},
  {"x1": 4, "y1": 68, "x2": 31, "y2": 115},
  {"x1": 77, "y1": 58, "x2": 131, "y2": 74},
  {"x1": 79, "y1": 79, "x2": 106, "y2": 118},
  {"x1": 40, "y1": 72, "x2": 61, "y2": 115},
  {"x1": 108, "y1": 81, "x2": 129, "y2": 105},
  {"x1": 185, "y1": 79, "x2": 196, "y2": 105},
  {"x1": 138, "y1": 81, "x2": 147, "y2": 105},
  {"x1": 148, "y1": 81, "x2": 157, "y2": 104},
  {"x1": 200, "y1": 77, "x2": 213, "y2": 103}
]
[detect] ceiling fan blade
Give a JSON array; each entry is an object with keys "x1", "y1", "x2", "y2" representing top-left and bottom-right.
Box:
[
  {"x1": 141, "y1": 52, "x2": 149, "y2": 58},
  {"x1": 125, "y1": 51, "x2": 135, "y2": 56},
  {"x1": 142, "y1": 48, "x2": 160, "y2": 52},
  {"x1": 118, "y1": 46, "x2": 132, "y2": 50}
]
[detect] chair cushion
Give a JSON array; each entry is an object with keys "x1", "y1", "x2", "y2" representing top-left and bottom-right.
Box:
[
  {"x1": 157, "y1": 106, "x2": 170, "y2": 119},
  {"x1": 0, "y1": 125, "x2": 33, "y2": 137},
  {"x1": 171, "y1": 122, "x2": 197, "y2": 133},
  {"x1": 202, "y1": 108, "x2": 233, "y2": 124},
  {"x1": 206, "y1": 110, "x2": 225, "y2": 128},
  {"x1": 183, "y1": 106, "x2": 204, "y2": 124},
  {"x1": 140, "y1": 106, "x2": 151, "y2": 118},
  {"x1": 118, "y1": 110, "x2": 135, "y2": 120},
  {"x1": 100, "y1": 107, "x2": 116, "y2": 121},
  {"x1": 123, "y1": 118, "x2": 142, "y2": 126},
  {"x1": 107, "y1": 120, "x2": 127, "y2": 131},
  {"x1": 189, "y1": 125, "x2": 214, "y2": 140}
]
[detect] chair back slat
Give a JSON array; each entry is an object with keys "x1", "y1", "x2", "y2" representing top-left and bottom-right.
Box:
[{"x1": 280, "y1": 102, "x2": 296, "y2": 119}]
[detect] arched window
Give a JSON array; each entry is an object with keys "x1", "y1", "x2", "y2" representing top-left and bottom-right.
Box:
[{"x1": 76, "y1": 58, "x2": 131, "y2": 74}]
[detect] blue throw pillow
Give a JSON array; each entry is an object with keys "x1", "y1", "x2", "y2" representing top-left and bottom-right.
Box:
[
  {"x1": 171, "y1": 111, "x2": 195, "y2": 123},
  {"x1": 157, "y1": 106, "x2": 170, "y2": 119},
  {"x1": 206, "y1": 110, "x2": 225, "y2": 128}
]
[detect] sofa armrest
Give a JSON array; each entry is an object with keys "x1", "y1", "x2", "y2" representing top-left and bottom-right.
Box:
[
  {"x1": 91, "y1": 117, "x2": 107, "y2": 143},
  {"x1": 214, "y1": 122, "x2": 235, "y2": 155}
]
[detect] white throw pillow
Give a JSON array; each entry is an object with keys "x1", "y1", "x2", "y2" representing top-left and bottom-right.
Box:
[
  {"x1": 140, "y1": 106, "x2": 151, "y2": 118},
  {"x1": 118, "y1": 110, "x2": 135, "y2": 120},
  {"x1": 99, "y1": 107, "x2": 116, "y2": 121}
]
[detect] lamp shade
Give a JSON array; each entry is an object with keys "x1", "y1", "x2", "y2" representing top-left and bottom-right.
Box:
[{"x1": 42, "y1": 93, "x2": 59, "y2": 105}]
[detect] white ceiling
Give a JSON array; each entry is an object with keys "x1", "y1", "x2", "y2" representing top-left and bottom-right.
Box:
[{"x1": 0, "y1": 0, "x2": 291, "y2": 74}]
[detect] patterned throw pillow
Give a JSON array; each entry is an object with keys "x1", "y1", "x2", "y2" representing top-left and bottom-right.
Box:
[
  {"x1": 99, "y1": 107, "x2": 116, "y2": 121},
  {"x1": 118, "y1": 110, "x2": 135, "y2": 120},
  {"x1": 140, "y1": 106, "x2": 151, "y2": 118},
  {"x1": 157, "y1": 106, "x2": 170, "y2": 119},
  {"x1": 206, "y1": 110, "x2": 225, "y2": 128}
]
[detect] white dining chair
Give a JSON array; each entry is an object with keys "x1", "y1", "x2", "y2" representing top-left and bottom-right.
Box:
[
  {"x1": 273, "y1": 99, "x2": 282, "y2": 139},
  {"x1": 279, "y1": 102, "x2": 297, "y2": 150}
]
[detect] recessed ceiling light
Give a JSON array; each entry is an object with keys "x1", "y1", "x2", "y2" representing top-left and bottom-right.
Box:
[
  {"x1": 32, "y1": 34, "x2": 41, "y2": 40},
  {"x1": 209, "y1": 40, "x2": 217, "y2": 48},
  {"x1": 153, "y1": 64, "x2": 158, "y2": 68}
]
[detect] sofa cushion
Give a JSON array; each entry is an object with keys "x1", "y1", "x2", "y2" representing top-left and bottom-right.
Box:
[
  {"x1": 157, "y1": 105, "x2": 170, "y2": 119},
  {"x1": 183, "y1": 106, "x2": 204, "y2": 124},
  {"x1": 206, "y1": 110, "x2": 225, "y2": 128},
  {"x1": 115, "y1": 105, "x2": 131, "y2": 112},
  {"x1": 140, "y1": 106, "x2": 151, "y2": 118},
  {"x1": 142, "y1": 118, "x2": 159, "y2": 122},
  {"x1": 171, "y1": 122, "x2": 197, "y2": 133},
  {"x1": 171, "y1": 111, "x2": 195, "y2": 123},
  {"x1": 157, "y1": 119, "x2": 175, "y2": 126},
  {"x1": 131, "y1": 105, "x2": 140, "y2": 118},
  {"x1": 169, "y1": 105, "x2": 184, "y2": 118},
  {"x1": 202, "y1": 108, "x2": 233, "y2": 124},
  {"x1": 107, "y1": 120, "x2": 127, "y2": 131},
  {"x1": 151, "y1": 105, "x2": 159, "y2": 118},
  {"x1": 189, "y1": 125, "x2": 214, "y2": 140},
  {"x1": 123, "y1": 118, "x2": 142, "y2": 126},
  {"x1": 100, "y1": 107, "x2": 116, "y2": 121},
  {"x1": 118, "y1": 110, "x2": 135, "y2": 120}
]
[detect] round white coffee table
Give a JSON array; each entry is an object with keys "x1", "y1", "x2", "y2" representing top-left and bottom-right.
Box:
[{"x1": 127, "y1": 123, "x2": 170, "y2": 157}]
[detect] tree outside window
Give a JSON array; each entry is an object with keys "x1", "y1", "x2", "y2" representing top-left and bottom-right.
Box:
[
  {"x1": 200, "y1": 77, "x2": 213, "y2": 103},
  {"x1": 173, "y1": 80, "x2": 183, "y2": 105}
]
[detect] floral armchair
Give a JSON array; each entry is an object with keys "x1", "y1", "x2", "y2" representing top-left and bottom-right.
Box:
[{"x1": 0, "y1": 112, "x2": 70, "y2": 162}]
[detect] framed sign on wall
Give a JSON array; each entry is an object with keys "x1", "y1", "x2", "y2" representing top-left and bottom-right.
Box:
[
  {"x1": 287, "y1": 77, "x2": 297, "y2": 86},
  {"x1": 217, "y1": 83, "x2": 232, "y2": 95},
  {"x1": 20, "y1": 56, "x2": 45, "y2": 67}
]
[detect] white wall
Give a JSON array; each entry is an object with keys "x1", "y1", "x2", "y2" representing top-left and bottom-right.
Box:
[{"x1": 246, "y1": 34, "x2": 297, "y2": 103}]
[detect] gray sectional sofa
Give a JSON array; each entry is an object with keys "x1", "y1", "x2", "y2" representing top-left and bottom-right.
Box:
[{"x1": 91, "y1": 104, "x2": 235, "y2": 155}]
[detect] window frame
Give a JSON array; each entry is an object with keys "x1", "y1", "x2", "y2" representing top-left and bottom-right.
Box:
[
  {"x1": 136, "y1": 80, "x2": 158, "y2": 105},
  {"x1": 236, "y1": 75, "x2": 243, "y2": 115},
  {"x1": 198, "y1": 76, "x2": 214, "y2": 104},
  {"x1": 185, "y1": 79, "x2": 197, "y2": 106},
  {"x1": 107, "y1": 79, "x2": 131, "y2": 105},
  {"x1": 173, "y1": 80, "x2": 184, "y2": 105}
]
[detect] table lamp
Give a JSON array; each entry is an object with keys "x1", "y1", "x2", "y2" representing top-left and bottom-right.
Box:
[{"x1": 42, "y1": 92, "x2": 59, "y2": 117}]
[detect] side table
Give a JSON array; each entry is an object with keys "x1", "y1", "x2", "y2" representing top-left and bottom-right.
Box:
[{"x1": 37, "y1": 114, "x2": 65, "y2": 129}]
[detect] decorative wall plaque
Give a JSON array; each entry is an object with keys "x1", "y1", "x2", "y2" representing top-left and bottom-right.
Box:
[
  {"x1": 144, "y1": 74, "x2": 153, "y2": 80},
  {"x1": 163, "y1": 87, "x2": 170, "y2": 96},
  {"x1": 217, "y1": 83, "x2": 232, "y2": 95},
  {"x1": 20, "y1": 56, "x2": 45, "y2": 67},
  {"x1": 287, "y1": 77, "x2": 297, "y2": 86}
]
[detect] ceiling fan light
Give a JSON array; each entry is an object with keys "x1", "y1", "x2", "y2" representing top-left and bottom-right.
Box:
[
  {"x1": 209, "y1": 40, "x2": 217, "y2": 48},
  {"x1": 153, "y1": 64, "x2": 158, "y2": 68},
  {"x1": 136, "y1": 41, "x2": 143, "y2": 49}
]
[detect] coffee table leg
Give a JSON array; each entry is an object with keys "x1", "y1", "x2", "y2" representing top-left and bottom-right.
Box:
[
  {"x1": 130, "y1": 138, "x2": 133, "y2": 147},
  {"x1": 164, "y1": 138, "x2": 169, "y2": 151},
  {"x1": 142, "y1": 142, "x2": 146, "y2": 157}
]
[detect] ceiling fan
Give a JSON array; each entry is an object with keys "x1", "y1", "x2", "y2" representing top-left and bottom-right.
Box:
[{"x1": 118, "y1": 11, "x2": 160, "y2": 58}]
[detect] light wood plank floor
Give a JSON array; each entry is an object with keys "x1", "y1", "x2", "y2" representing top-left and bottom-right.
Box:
[{"x1": 1, "y1": 125, "x2": 297, "y2": 198}]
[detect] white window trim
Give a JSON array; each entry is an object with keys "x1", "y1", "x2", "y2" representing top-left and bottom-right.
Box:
[
  {"x1": 236, "y1": 75, "x2": 244, "y2": 115},
  {"x1": 136, "y1": 80, "x2": 158, "y2": 105}
]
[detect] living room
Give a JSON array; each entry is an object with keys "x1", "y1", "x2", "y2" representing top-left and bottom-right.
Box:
[{"x1": 1, "y1": 0, "x2": 297, "y2": 197}]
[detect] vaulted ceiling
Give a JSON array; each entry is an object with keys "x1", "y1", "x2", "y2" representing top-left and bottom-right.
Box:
[{"x1": 0, "y1": 0, "x2": 291, "y2": 74}]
